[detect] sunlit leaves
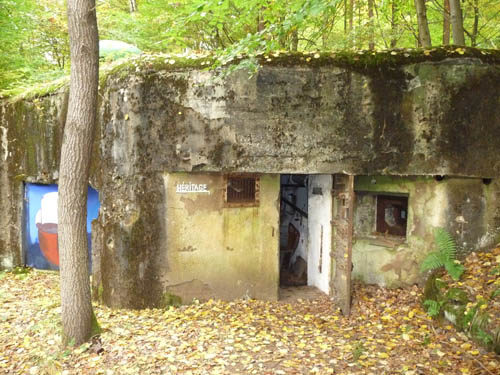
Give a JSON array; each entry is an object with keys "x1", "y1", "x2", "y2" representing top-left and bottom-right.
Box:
[{"x1": 1, "y1": 263, "x2": 499, "y2": 374}]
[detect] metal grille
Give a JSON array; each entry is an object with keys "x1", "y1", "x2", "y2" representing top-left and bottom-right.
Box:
[{"x1": 227, "y1": 177, "x2": 256, "y2": 203}]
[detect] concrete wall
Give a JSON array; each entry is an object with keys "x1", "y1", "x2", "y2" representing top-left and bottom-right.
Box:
[
  {"x1": 307, "y1": 175, "x2": 332, "y2": 294},
  {"x1": 1, "y1": 50, "x2": 500, "y2": 307},
  {"x1": 162, "y1": 172, "x2": 280, "y2": 302},
  {"x1": 352, "y1": 176, "x2": 500, "y2": 287}
]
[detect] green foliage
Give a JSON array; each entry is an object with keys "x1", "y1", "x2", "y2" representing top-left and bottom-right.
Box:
[
  {"x1": 423, "y1": 299, "x2": 443, "y2": 317},
  {"x1": 491, "y1": 288, "x2": 500, "y2": 299},
  {"x1": 161, "y1": 292, "x2": 182, "y2": 308},
  {"x1": 91, "y1": 310, "x2": 102, "y2": 336},
  {"x1": 0, "y1": 0, "x2": 69, "y2": 91},
  {"x1": 421, "y1": 228, "x2": 464, "y2": 281},
  {"x1": 2, "y1": 0, "x2": 500, "y2": 91},
  {"x1": 491, "y1": 264, "x2": 500, "y2": 275},
  {"x1": 352, "y1": 341, "x2": 365, "y2": 361},
  {"x1": 492, "y1": 328, "x2": 500, "y2": 355},
  {"x1": 10, "y1": 266, "x2": 31, "y2": 275}
]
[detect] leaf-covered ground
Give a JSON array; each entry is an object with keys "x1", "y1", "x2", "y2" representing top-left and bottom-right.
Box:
[
  {"x1": 441, "y1": 247, "x2": 500, "y2": 334},
  {"x1": 1, "y1": 251, "x2": 499, "y2": 375}
]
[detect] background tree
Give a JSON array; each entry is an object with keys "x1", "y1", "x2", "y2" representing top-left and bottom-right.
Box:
[
  {"x1": 449, "y1": 0, "x2": 466, "y2": 45},
  {"x1": 58, "y1": 0, "x2": 99, "y2": 346},
  {"x1": 443, "y1": 0, "x2": 451, "y2": 45},
  {"x1": 1, "y1": 0, "x2": 499, "y2": 93},
  {"x1": 414, "y1": 0, "x2": 432, "y2": 47}
]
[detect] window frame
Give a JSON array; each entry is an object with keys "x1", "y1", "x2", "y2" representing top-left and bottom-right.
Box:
[
  {"x1": 224, "y1": 174, "x2": 260, "y2": 208},
  {"x1": 375, "y1": 194, "x2": 409, "y2": 238}
]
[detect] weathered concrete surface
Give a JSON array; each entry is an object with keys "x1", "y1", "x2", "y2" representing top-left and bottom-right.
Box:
[
  {"x1": 352, "y1": 176, "x2": 500, "y2": 287},
  {"x1": 1, "y1": 49, "x2": 499, "y2": 307},
  {"x1": 0, "y1": 94, "x2": 66, "y2": 269},
  {"x1": 159, "y1": 172, "x2": 279, "y2": 303}
]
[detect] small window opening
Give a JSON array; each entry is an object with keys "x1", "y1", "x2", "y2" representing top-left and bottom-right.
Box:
[
  {"x1": 482, "y1": 178, "x2": 492, "y2": 185},
  {"x1": 376, "y1": 195, "x2": 408, "y2": 237},
  {"x1": 225, "y1": 175, "x2": 259, "y2": 207}
]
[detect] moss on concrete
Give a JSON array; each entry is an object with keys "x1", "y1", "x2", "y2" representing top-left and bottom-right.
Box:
[
  {"x1": 3, "y1": 46, "x2": 498, "y2": 102},
  {"x1": 161, "y1": 292, "x2": 182, "y2": 307}
]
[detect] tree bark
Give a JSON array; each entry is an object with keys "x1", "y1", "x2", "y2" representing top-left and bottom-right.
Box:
[
  {"x1": 344, "y1": 0, "x2": 347, "y2": 34},
  {"x1": 348, "y1": 0, "x2": 354, "y2": 47},
  {"x1": 470, "y1": 0, "x2": 479, "y2": 47},
  {"x1": 414, "y1": 0, "x2": 432, "y2": 47},
  {"x1": 129, "y1": 0, "x2": 137, "y2": 13},
  {"x1": 291, "y1": 29, "x2": 299, "y2": 52},
  {"x1": 349, "y1": 0, "x2": 354, "y2": 32},
  {"x1": 443, "y1": 0, "x2": 450, "y2": 45},
  {"x1": 449, "y1": 0, "x2": 465, "y2": 45},
  {"x1": 390, "y1": 0, "x2": 398, "y2": 48},
  {"x1": 368, "y1": 0, "x2": 374, "y2": 50},
  {"x1": 59, "y1": 0, "x2": 99, "y2": 346}
]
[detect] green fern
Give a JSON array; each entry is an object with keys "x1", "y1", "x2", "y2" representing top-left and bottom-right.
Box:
[
  {"x1": 421, "y1": 228, "x2": 464, "y2": 281},
  {"x1": 423, "y1": 299, "x2": 442, "y2": 317}
]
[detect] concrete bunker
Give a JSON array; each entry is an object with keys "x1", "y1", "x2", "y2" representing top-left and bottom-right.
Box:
[{"x1": 1, "y1": 48, "x2": 499, "y2": 309}]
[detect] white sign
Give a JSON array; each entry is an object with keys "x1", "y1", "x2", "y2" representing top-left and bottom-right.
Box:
[{"x1": 176, "y1": 182, "x2": 210, "y2": 194}]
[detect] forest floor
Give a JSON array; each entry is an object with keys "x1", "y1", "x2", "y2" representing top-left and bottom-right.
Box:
[{"x1": 1, "y1": 247, "x2": 499, "y2": 375}]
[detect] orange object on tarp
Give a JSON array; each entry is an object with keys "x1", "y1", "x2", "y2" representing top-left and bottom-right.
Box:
[{"x1": 36, "y1": 223, "x2": 59, "y2": 266}]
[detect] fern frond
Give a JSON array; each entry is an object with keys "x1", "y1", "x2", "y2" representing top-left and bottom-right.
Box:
[
  {"x1": 434, "y1": 228, "x2": 457, "y2": 261},
  {"x1": 444, "y1": 261, "x2": 465, "y2": 281},
  {"x1": 421, "y1": 251, "x2": 445, "y2": 272},
  {"x1": 423, "y1": 299, "x2": 441, "y2": 317},
  {"x1": 421, "y1": 228, "x2": 464, "y2": 280}
]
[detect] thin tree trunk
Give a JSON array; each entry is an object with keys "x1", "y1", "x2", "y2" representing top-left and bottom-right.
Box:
[
  {"x1": 129, "y1": 0, "x2": 137, "y2": 13},
  {"x1": 414, "y1": 0, "x2": 432, "y2": 47},
  {"x1": 60, "y1": 0, "x2": 99, "y2": 346},
  {"x1": 349, "y1": 0, "x2": 354, "y2": 47},
  {"x1": 344, "y1": 0, "x2": 347, "y2": 34},
  {"x1": 257, "y1": 7, "x2": 266, "y2": 32},
  {"x1": 443, "y1": 0, "x2": 450, "y2": 45},
  {"x1": 349, "y1": 0, "x2": 354, "y2": 31},
  {"x1": 470, "y1": 0, "x2": 479, "y2": 46},
  {"x1": 449, "y1": 0, "x2": 465, "y2": 45},
  {"x1": 291, "y1": 29, "x2": 298, "y2": 51},
  {"x1": 344, "y1": 0, "x2": 354, "y2": 47},
  {"x1": 390, "y1": 0, "x2": 398, "y2": 48},
  {"x1": 368, "y1": 0, "x2": 374, "y2": 50}
]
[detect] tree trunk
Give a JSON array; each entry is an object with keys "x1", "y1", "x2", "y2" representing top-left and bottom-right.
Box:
[
  {"x1": 291, "y1": 29, "x2": 298, "y2": 52},
  {"x1": 257, "y1": 7, "x2": 266, "y2": 33},
  {"x1": 449, "y1": 0, "x2": 465, "y2": 45},
  {"x1": 414, "y1": 0, "x2": 432, "y2": 47},
  {"x1": 443, "y1": 0, "x2": 450, "y2": 45},
  {"x1": 368, "y1": 0, "x2": 374, "y2": 50},
  {"x1": 349, "y1": 0, "x2": 354, "y2": 47},
  {"x1": 349, "y1": 0, "x2": 354, "y2": 31},
  {"x1": 59, "y1": 0, "x2": 99, "y2": 346},
  {"x1": 344, "y1": 0, "x2": 354, "y2": 47},
  {"x1": 390, "y1": 0, "x2": 398, "y2": 48},
  {"x1": 129, "y1": 0, "x2": 137, "y2": 13},
  {"x1": 470, "y1": 0, "x2": 479, "y2": 47},
  {"x1": 344, "y1": 0, "x2": 347, "y2": 34}
]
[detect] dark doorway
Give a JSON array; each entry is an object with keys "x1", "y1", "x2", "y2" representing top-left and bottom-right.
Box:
[{"x1": 279, "y1": 174, "x2": 308, "y2": 287}]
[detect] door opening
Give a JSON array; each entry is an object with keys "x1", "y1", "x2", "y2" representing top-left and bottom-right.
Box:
[{"x1": 279, "y1": 174, "x2": 333, "y2": 297}]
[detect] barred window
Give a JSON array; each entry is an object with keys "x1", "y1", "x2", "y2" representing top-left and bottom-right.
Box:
[{"x1": 225, "y1": 175, "x2": 260, "y2": 207}]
